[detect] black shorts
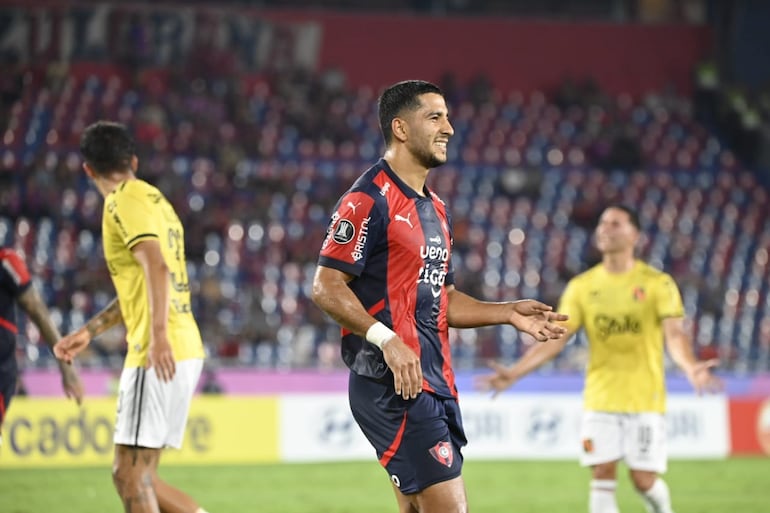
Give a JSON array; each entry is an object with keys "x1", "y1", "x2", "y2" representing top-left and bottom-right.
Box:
[
  {"x1": 0, "y1": 340, "x2": 18, "y2": 426},
  {"x1": 348, "y1": 372, "x2": 467, "y2": 494}
]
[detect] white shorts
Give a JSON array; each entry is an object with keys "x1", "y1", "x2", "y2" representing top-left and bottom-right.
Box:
[
  {"x1": 114, "y1": 359, "x2": 203, "y2": 449},
  {"x1": 579, "y1": 411, "x2": 667, "y2": 473}
]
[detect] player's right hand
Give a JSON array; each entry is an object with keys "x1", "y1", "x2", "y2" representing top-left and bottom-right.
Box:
[
  {"x1": 382, "y1": 336, "x2": 423, "y2": 400},
  {"x1": 60, "y1": 365, "x2": 85, "y2": 405},
  {"x1": 509, "y1": 300, "x2": 568, "y2": 342},
  {"x1": 687, "y1": 358, "x2": 722, "y2": 395},
  {"x1": 147, "y1": 337, "x2": 176, "y2": 383},
  {"x1": 53, "y1": 327, "x2": 92, "y2": 364}
]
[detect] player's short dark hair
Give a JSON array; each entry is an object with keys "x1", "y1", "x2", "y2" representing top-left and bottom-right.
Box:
[
  {"x1": 378, "y1": 80, "x2": 444, "y2": 145},
  {"x1": 79, "y1": 121, "x2": 136, "y2": 176},
  {"x1": 604, "y1": 204, "x2": 641, "y2": 230}
]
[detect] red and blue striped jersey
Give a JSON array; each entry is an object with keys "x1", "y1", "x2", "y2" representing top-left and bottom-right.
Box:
[
  {"x1": 0, "y1": 247, "x2": 31, "y2": 338},
  {"x1": 318, "y1": 159, "x2": 458, "y2": 399}
]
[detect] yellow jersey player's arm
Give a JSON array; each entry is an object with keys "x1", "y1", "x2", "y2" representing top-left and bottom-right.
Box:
[
  {"x1": 132, "y1": 238, "x2": 176, "y2": 382},
  {"x1": 54, "y1": 298, "x2": 123, "y2": 364},
  {"x1": 477, "y1": 277, "x2": 581, "y2": 395},
  {"x1": 661, "y1": 316, "x2": 698, "y2": 376},
  {"x1": 662, "y1": 316, "x2": 722, "y2": 394},
  {"x1": 478, "y1": 325, "x2": 578, "y2": 395},
  {"x1": 17, "y1": 285, "x2": 84, "y2": 404},
  {"x1": 657, "y1": 272, "x2": 722, "y2": 394},
  {"x1": 85, "y1": 297, "x2": 124, "y2": 338}
]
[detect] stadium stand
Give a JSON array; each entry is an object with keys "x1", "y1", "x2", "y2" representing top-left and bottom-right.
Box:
[{"x1": 1, "y1": 2, "x2": 768, "y2": 375}]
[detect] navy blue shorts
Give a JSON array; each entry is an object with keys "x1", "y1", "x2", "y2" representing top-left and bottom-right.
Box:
[{"x1": 349, "y1": 372, "x2": 467, "y2": 494}]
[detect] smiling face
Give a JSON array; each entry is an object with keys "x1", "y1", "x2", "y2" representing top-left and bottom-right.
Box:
[
  {"x1": 595, "y1": 207, "x2": 640, "y2": 255},
  {"x1": 400, "y1": 92, "x2": 454, "y2": 169}
]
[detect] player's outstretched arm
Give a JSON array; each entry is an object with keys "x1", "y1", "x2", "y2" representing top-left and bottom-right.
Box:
[
  {"x1": 446, "y1": 287, "x2": 568, "y2": 341},
  {"x1": 663, "y1": 317, "x2": 722, "y2": 394},
  {"x1": 54, "y1": 297, "x2": 123, "y2": 364},
  {"x1": 311, "y1": 265, "x2": 423, "y2": 399},
  {"x1": 18, "y1": 286, "x2": 84, "y2": 404}
]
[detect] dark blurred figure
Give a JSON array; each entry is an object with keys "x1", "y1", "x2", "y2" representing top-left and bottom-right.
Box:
[
  {"x1": 201, "y1": 368, "x2": 224, "y2": 394},
  {"x1": 718, "y1": 85, "x2": 762, "y2": 168},
  {"x1": 0, "y1": 247, "x2": 83, "y2": 438},
  {"x1": 0, "y1": 51, "x2": 23, "y2": 129},
  {"x1": 693, "y1": 58, "x2": 719, "y2": 128},
  {"x1": 605, "y1": 126, "x2": 643, "y2": 171},
  {"x1": 468, "y1": 72, "x2": 493, "y2": 106}
]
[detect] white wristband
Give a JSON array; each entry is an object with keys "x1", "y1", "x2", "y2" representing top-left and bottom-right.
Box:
[{"x1": 365, "y1": 322, "x2": 396, "y2": 350}]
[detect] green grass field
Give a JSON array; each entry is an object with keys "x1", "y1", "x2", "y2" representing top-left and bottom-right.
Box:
[{"x1": 3, "y1": 458, "x2": 769, "y2": 512}]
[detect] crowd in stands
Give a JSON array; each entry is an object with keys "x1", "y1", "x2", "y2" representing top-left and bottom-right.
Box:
[{"x1": 1, "y1": 6, "x2": 769, "y2": 376}]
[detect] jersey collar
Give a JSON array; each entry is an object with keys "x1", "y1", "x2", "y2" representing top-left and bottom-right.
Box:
[{"x1": 378, "y1": 158, "x2": 433, "y2": 200}]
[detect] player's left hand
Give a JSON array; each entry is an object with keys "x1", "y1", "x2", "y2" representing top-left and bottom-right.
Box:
[
  {"x1": 509, "y1": 300, "x2": 568, "y2": 342},
  {"x1": 147, "y1": 337, "x2": 176, "y2": 382},
  {"x1": 687, "y1": 359, "x2": 722, "y2": 395}
]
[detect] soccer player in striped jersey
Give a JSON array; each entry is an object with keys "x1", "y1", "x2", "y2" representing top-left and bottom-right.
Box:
[
  {"x1": 54, "y1": 121, "x2": 209, "y2": 513},
  {"x1": 479, "y1": 205, "x2": 722, "y2": 513},
  {"x1": 312, "y1": 80, "x2": 568, "y2": 513},
  {"x1": 0, "y1": 247, "x2": 83, "y2": 439}
]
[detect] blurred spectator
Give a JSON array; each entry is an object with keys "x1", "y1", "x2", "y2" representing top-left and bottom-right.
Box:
[
  {"x1": 44, "y1": 60, "x2": 70, "y2": 95},
  {"x1": 468, "y1": 72, "x2": 493, "y2": 107},
  {"x1": 201, "y1": 368, "x2": 224, "y2": 394}
]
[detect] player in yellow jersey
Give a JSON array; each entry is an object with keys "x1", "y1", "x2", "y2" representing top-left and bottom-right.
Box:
[
  {"x1": 54, "y1": 121, "x2": 209, "y2": 513},
  {"x1": 478, "y1": 205, "x2": 721, "y2": 513}
]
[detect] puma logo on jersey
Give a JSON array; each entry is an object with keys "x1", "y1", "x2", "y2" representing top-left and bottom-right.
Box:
[
  {"x1": 429, "y1": 235, "x2": 441, "y2": 244},
  {"x1": 346, "y1": 201, "x2": 361, "y2": 214},
  {"x1": 379, "y1": 182, "x2": 391, "y2": 196},
  {"x1": 394, "y1": 213, "x2": 413, "y2": 228}
]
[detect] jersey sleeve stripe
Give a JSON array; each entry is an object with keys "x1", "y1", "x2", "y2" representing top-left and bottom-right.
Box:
[
  {"x1": 2, "y1": 253, "x2": 30, "y2": 286},
  {"x1": 126, "y1": 233, "x2": 159, "y2": 249},
  {"x1": 317, "y1": 256, "x2": 360, "y2": 277}
]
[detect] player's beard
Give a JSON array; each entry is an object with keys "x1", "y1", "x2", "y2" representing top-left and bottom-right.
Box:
[{"x1": 412, "y1": 142, "x2": 447, "y2": 169}]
